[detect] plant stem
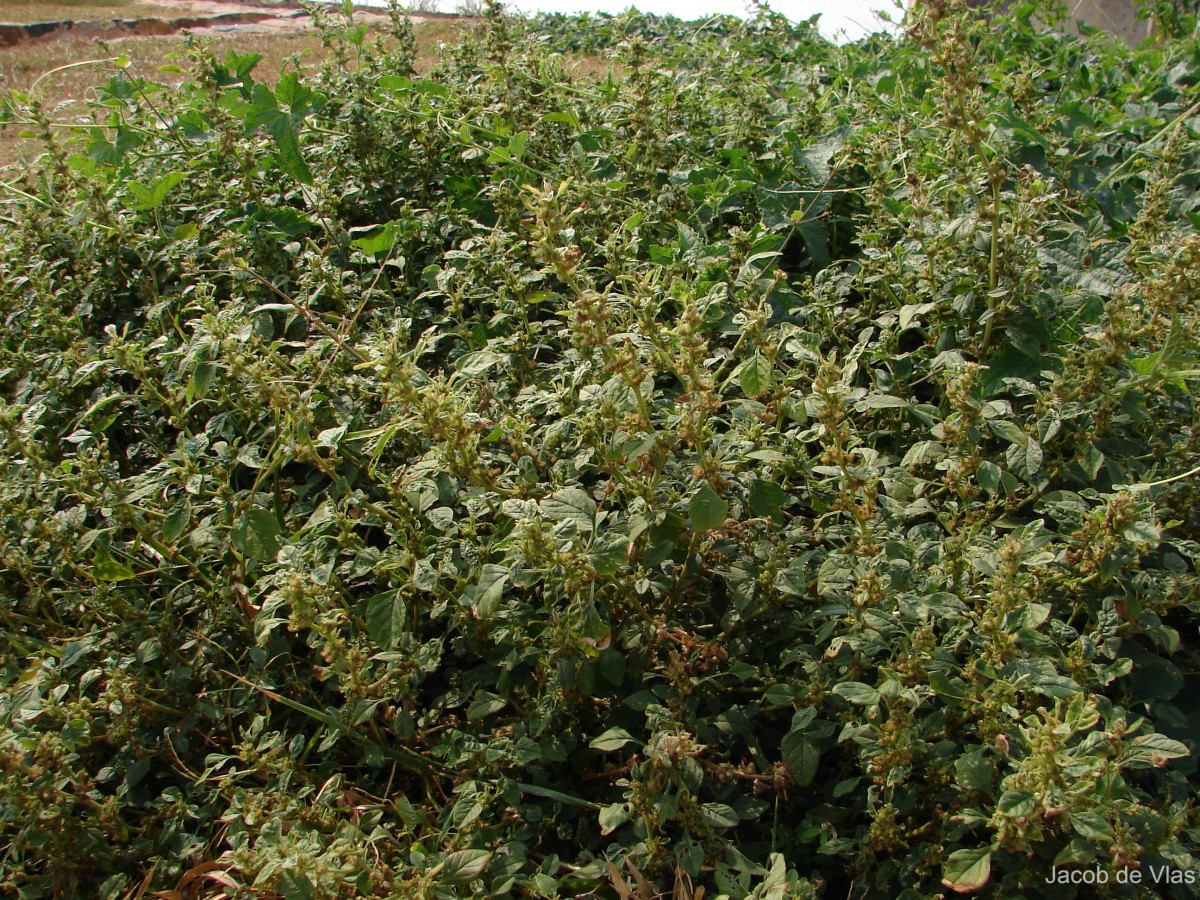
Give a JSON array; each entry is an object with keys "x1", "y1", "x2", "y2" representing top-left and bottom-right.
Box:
[{"x1": 982, "y1": 177, "x2": 1002, "y2": 352}]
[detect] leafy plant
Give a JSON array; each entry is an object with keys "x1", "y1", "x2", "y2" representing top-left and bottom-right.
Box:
[{"x1": 1, "y1": 2, "x2": 1199, "y2": 897}]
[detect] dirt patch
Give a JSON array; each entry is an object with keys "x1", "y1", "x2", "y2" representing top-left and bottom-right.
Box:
[
  {"x1": 0, "y1": 7, "x2": 475, "y2": 169},
  {"x1": 0, "y1": 1, "x2": 434, "y2": 47},
  {"x1": 0, "y1": 13, "x2": 287, "y2": 47}
]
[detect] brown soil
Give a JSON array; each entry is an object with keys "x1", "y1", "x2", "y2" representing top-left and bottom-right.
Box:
[
  {"x1": 0, "y1": 2, "x2": 472, "y2": 168},
  {"x1": 0, "y1": 0, "x2": 445, "y2": 46}
]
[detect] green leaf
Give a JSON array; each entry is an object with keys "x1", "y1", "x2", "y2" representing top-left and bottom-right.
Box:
[
  {"x1": 796, "y1": 218, "x2": 830, "y2": 270},
  {"x1": 67, "y1": 153, "x2": 98, "y2": 177},
  {"x1": 773, "y1": 559, "x2": 807, "y2": 596},
  {"x1": 954, "y1": 751, "x2": 993, "y2": 794},
  {"x1": 378, "y1": 74, "x2": 412, "y2": 93},
  {"x1": 316, "y1": 425, "x2": 347, "y2": 449},
  {"x1": 1122, "y1": 732, "x2": 1191, "y2": 768},
  {"x1": 941, "y1": 847, "x2": 992, "y2": 893},
  {"x1": 780, "y1": 730, "x2": 820, "y2": 787},
  {"x1": 700, "y1": 803, "x2": 739, "y2": 828},
  {"x1": 542, "y1": 487, "x2": 596, "y2": 533},
  {"x1": 797, "y1": 126, "x2": 849, "y2": 182},
  {"x1": 748, "y1": 479, "x2": 787, "y2": 520},
  {"x1": 127, "y1": 171, "x2": 186, "y2": 211},
  {"x1": 413, "y1": 78, "x2": 449, "y2": 98},
  {"x1": 265, "y1": 115, "x2": 314, "y2": 186},
  {"x1": 995, "y1": 790, "x2": 1035, "y2": 818},
  {"x1": 93, "y1": 553, "x2": 135, "y2": 582},
  {"x1": 365, "y1": 590, "x2": 405, "y2": 649},
  {"x1": 170, "y1": 222, "x2": 198, "y2": 242},
  {"x1": 1053, "y1": 836, "x2": 1099, "y2": 866},
  {"x1": 689, "y1": 483, "x2": 728, "y2": 532},
  {"x1": 833, "y1": 776, "x2": 860, "y2": 797},
  {"x1": 1081, "y1": 444, "x2": 1105, "y2": 480},
  {"x1": 929, "y1": 671, "x2": 968, "y2": 701},
  {"x1": 1026, "y1": 437, "x2": 1044, "y2": 474},
  {"x1": 508, "y1": 130, "x2": 528, "y2": 161},
  {"x1": 454, "y1": 350, "x2": 507, "y2": 377},
  {"x1": 149, "y1": 172, "x2": 186, "y2": 209},
  {"x1": 275, "y1": 72, "x2": 316, "y2": 114},
  {"x1": 899, "y1": 302, "x2": 936, "y2": 330},
  {"x1": 856, "y1": 393, "x2": 908, "y2": 410},
  {"x1": 1124, "y1": 519, "x2": 1161, "y2": 546},
  {"x1": 1071, "y1": 811, "x2": 1114, "y2": 842},
  {"x1": 790, "y1": 706, "x2": 817, "y2": 731},
  {"x1": 515, "y1": 781, "x2": 596, "y2": 809},
  {"x1": 831, "y1": 682, "x2": 880, "y2": 705},
  {"x1": 277, "y1": 871, "x2": 315, "y2": 900},
  {"x1": 471, "y1": 565, "x2": 510, "y2": 618},
  {"x1": 988, "y1": 420, "x2": 1028, "y2": 446},
  {"x1": 467, "y1": 693, "x2": 507, "y2": 720},
  {"x1": 530, "y1": 873, "x2": 557, "y2": 893},
  {"x1": 263, "y1": 207, "x2": 316, "y2": 237},
  {"x1": 231, "y1": 508, "x2": 282, "y2": 561},
  {"x1": 1133, "y1": 733, "x2": 1190, "y2": 756},
  {"x1": 188, "y1": 361, "x2": 216, "y2": 403},
  {"x1": 1031, "y1": 673, "x2": 1080, "y2": 698},
  {"x1": 489, "y1": 131, "x2": 530, "y2": 165},
  {"x1": 575, "y1": 601, "x2": 611, "y2": 646},
  {"x1": 590, "y1": 531, "x2": 631, "y2": 575},
  {"x1": 749, "y1": 852, "x2": 790, "y2": 899},
  {"x1": 224, "y1": 49, "x2": 261, "y2": 78},
  {"x1": 162, "y1": 506, "x2": 192, "y2": 545},
  {"x1": 976, "y1": 460, "x2": 1002, "y2": 495},
  {"x1": 590, "y1": 727, "x2": 637, "y2": 751},
  {"x1": 127, "y1": 182, "x2": 152, "y2": 209},
  {"x1": 1007, "y1": 435, "x2": 1043, "y2": 477},
  {"x1": 595, "y1": 653, "x2": 625, "y2": 692},
  {"x1": 245, "y1": 84, "x2": 313, "y2": 186},
  {"x1": 439, "y1": 849, "x2": 491, "y2": 886},
  {"x1": 599, "y1": 802, "x2": 633, "y2": 834},
  {"x1": 413, "y1": 558, "x2": 439, "y2": 593},
  {"x1": 738, "y1": 355, "x2": 775, "y2": 398},
  {"x1": 349, "y1": 222, "x2": 399, "y2": 257}
]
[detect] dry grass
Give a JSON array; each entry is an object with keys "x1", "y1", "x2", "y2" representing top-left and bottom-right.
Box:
[
  {"x1": 0, "y1": 19, "x2": 468, "y2": 168},
  {"x1": 1, "y1": 0, "x2": 179, "y2": 24}
]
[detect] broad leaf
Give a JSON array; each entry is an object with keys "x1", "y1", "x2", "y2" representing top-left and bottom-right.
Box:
[
  {"x1": 738, "y1": 355, "x2": 775, "y2": 397},
  {"x1": 590, "y1": 727, "x2": 637, "y2": 751},
  {"x1": 542, "y1": 487, "x2": 597, "y2": 533},
  {"x1": 689, "y1": 483, "x2": 728, "y2": 532},
  {"x1": 748, "y1": 479, "x2": 788, "y2": 520},
  {"x1": 941, "y1": 847, "x2": 992, "y2": 893},
  {"x1": 93, "y1": 553, "x2": 135, "y2": 582},
  {"x1": 439, "y1": 850, "x2": 491, "y2": 886},
  {"x1": 231, "y1": 509, "x2": 282, "y2": 561},
  {"x1": 780, "y1": 730, "x2": 820, "y2": 787},
  {"x1": 365, "y1": 590, "x2": 405, "y2": 649}
]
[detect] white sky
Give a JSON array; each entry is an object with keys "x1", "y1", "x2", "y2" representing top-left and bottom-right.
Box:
[{"x1": 496, "y1": 0, "x2": 905, "y2": 41}]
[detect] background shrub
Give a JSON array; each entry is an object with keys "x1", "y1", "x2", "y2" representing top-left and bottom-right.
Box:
[{"x1": 1, "y1": 3, "x2": 1199, "y2": 896}]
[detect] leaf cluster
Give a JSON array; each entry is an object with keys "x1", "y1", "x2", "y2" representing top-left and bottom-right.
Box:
[{"x1": 1, "y1": 3, "x2": 1200, "y2": 897}]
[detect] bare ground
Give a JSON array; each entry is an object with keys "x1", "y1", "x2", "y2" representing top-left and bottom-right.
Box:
[
  {"x1": 0, "y1": 1, "x2": 467, "y2": 166},
  {"x1": 0, "y1": 1, "x2": 617, "y2": 168}
]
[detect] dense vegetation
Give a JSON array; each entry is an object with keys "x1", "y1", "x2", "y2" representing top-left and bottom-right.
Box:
[{"x1": 2, "y1": 1, "x2": 1200, "y2": 896}]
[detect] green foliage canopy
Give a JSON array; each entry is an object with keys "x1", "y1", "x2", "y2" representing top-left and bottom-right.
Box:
[{"x1": 1, "y1": 2, "x2": 1200, "y2": 896}]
